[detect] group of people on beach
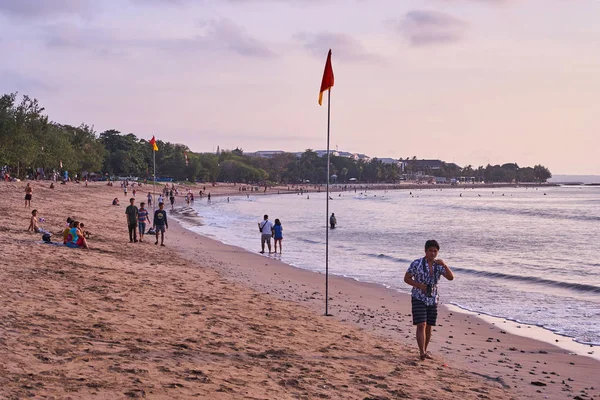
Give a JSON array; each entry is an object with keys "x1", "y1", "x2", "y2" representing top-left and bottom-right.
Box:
[
  {"x1": 257, "y1": 215, "x2": 283, "y2": 254},
  {"x1": 125, "y1": 198, "x2": 169, "y2": 246},
  {"x1": 255, "y1": 204, "x2": 453, "y2": 361}
]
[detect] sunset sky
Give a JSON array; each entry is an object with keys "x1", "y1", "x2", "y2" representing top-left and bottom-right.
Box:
[{"x1": 1, "y1": 0, "x2": 599, "y2": 174}]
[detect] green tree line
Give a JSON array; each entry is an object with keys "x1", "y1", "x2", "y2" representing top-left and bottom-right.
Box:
[{"x1": 0, "y1": 93, "x2": 551, "y2": 183}]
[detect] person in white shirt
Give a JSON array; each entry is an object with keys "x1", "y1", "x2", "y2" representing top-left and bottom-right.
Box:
[
  {"x1": 258, "y1": 214, "x2": 274, "y2": 254},
  {"x1": 158, "y1": 194, "x2": 164, "y2": 204}
]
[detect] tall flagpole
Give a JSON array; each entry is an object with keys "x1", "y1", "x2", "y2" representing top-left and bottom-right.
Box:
[
  {"x1": 153, "y1": 147, "x2": 156, "y2": 214},
  {"x1": 325, "y1": 88, "x2": 331, "y2": 317}
]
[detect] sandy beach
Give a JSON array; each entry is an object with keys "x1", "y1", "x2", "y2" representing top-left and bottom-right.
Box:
[{"x1": 1, "y1": 181, "x2": 598, "y2": 399}]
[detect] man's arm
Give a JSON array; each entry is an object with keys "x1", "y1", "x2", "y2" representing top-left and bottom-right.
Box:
[
  {"x1": 164, "y1": 212, "x2": 168, "y2": 229},
  {"x1": 435, "y1": 259, "x2": 454, "y2": 281},
  {"x1": 404, "y1": 271, "x2": 427, "y2": 293}
]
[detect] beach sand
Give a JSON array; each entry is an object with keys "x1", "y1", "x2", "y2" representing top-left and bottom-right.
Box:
[{"x1": 0, "y1": 181, "x2": 597, "y2": 399}]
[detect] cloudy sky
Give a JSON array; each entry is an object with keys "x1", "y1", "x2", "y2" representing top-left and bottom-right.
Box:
[{"x1": 1, "y1": 0, "x2": 599, "y2": 174}]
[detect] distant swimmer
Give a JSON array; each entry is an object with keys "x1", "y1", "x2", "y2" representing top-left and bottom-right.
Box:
[
  {"x1": 329, "y1": 213, "x2": 337, "y2": 229},
  {"x1": 329, "y1": 196, "x2": 333, "y2": 200},
  {"x1": 459, "y1": 193, "x2": 462, "y2": 197},
  {"x1": 478, "y1": 194, "x2": 481, "y2": 197}
]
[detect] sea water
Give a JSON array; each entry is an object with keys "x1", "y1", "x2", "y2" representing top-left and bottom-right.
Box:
[{"x1": 186, "y1": 186, "x2": 600, "y2": 346}]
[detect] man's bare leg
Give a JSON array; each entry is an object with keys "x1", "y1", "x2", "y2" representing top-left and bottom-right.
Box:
[
  {"x1": 416, "y1": 323, "x2": 426, "y2": 359},
  {"x1": 424, "y1": 325, "x2": 433, "y2": 358}
]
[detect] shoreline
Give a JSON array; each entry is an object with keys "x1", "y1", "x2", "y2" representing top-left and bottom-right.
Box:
[
  {"x1": 168, "y1": 196, "x2": 600, "y2": 354},
  {"x1": 166, "y1": 209, "x2": 600, "y2": 399}
]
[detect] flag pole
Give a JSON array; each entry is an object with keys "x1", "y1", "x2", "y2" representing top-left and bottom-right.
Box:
[
  {"x1": 325, "y1": 87, "x2": 331, "y2": 317},
  {"x1": 153, "y1": 147, "x2": 156, "y2": 214}
]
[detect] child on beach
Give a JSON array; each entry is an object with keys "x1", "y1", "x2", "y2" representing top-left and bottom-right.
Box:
[
  {"x1": 272, "y1": 219, "x2": 283, "y2": 254},
  {"x1": 138, "y1": 202, "x2": 150, "y2": 242},
  {"x1": 25, "y1": 183, "x2": 32, "y2": 207},
  {"x1": 27, "y1": 209, "x2": 49, "y2": 235},
  {"x1": 404, "y1": 240, "x2": 454, "y2": 361}
]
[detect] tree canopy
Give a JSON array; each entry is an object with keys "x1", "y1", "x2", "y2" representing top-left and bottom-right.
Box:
[{"x1": 0, "y1": 93, "x2": 552, "y2": 183}]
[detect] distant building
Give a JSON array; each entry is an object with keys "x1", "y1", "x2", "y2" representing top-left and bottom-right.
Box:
[{"x1": 246, "y1": 150, "x2": 287, "y2": 158}]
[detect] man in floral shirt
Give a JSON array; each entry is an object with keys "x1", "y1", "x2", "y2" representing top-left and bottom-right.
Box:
[{"x1": 404, "y1": 240, "x2": 455, "y2": 360}]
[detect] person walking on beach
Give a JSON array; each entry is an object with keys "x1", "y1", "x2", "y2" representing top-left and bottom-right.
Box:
[
  {"x1": 24, "y1": 183, "x2": 33, "y2": 207},
  {"x1": 153, "y1": 202, "x2": 168, "y2": 246},
  {"x1": 138, "y1": 202, "x2": 150, "y2": 242},
  {"x1": 272, "y1": 218, "x2": 283, "y2": 254},
  {"x1": 169, "y1": 191, "x2": 175, "y2": 211},
  {"x1": 258, "y1": 214, "x2": 273, "y2": 254},
  {"x1": 329, "y1": 212, "x2": 337, "y2": 229},
  {"x1": 147, "y1": 192, "x2": 152, "y2": 207},
  {"x1": 404, "y1": 240, "x2": 454, "y2": 361},
  {"x1": 125, "y1": 198, "x2": 139, "y2": 243}
]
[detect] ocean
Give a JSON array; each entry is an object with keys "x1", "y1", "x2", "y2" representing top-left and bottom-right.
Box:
[{"x1": 184, "y1": 185, "x2": 600, "y2": 346}]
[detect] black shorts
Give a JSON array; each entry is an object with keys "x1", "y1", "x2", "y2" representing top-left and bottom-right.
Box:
[
  {"x1": 411, "y1": 297, "x2": 438, "y2": 326},
  {"x1": 25, "y1": 194, "x2": 32, "y2": 200}
]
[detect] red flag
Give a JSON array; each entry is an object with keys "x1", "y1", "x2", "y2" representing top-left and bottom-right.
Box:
[
  {"x1": 318, "y1": 49, "x2": 334, "y2": 106},
  {"x1": 149, "y1": 136, "x2": 158, "y2": 151}
]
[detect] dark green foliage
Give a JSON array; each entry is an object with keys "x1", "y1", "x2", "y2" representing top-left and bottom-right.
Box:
[{"x1": 0, "y1": 93, "x2": 552, "y2": 183}]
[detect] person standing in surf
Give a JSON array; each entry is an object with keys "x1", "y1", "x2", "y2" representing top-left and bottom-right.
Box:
[
  {"x1": 404, "y1": 240, "x2": 454, "y2": 361},
  {"x1": 258, "y1": 214, "x2": 273, "y2": 254},
  {"x1": 272, "y1": 218, "x2": 283, "y2": 254},
  {"x1": 329, "y1": 212, "x2": 337, "y2": 229}
]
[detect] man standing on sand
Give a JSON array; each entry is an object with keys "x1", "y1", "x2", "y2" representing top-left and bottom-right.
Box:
[
  {"x1": 125, "y1": 198, "x2": 139, "y2": 243},
  {"x1": 404, "y1": 240, "x2": 454, "y2": 361},
  {"x1": 24, "y1": 183, "x2": 33, "y2": 207},
  {"x1": 153, "y1": 202, "x2": 168, "y2": 246},
  {"x1": 169, "y1": 191, "x2": 175, "y2": 211},
  {"x1": 258, "y1": 214, "x2": 273, "y2": 254},
  {"x1": 329, "y1": 212, "x2": 337, "y2": 229}
]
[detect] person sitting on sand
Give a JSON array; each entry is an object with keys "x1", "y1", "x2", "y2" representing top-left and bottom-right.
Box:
[
  {"x1": 27, "y1": 209, "x2": 47, "y2": 234},
  {"x1": 50, "y1": 182, "x2": 54, "y2": 189},
  {"x1": 79, "y1": 222, "x2": 91, "y2": 239},
  {"x1": 112, "y1": 197, "x2": 120, "y2": 206},
  {"x1": 63, "y1": 220, "x2": 75, "y2": 244},
  {"x1": 404, "y1": 240, "x2": 454, "y2": 361},
  {"x1": 65, "y1": 221, "x2": 89, "y2": 249}
]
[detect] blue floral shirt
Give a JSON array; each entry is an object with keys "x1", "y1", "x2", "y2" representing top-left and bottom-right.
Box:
[{"x1": 407, "y1": 258, "x2": 446, "y2": 306}]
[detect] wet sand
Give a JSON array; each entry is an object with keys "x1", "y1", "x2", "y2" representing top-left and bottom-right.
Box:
[{"x1": 0, "y1": 181, "x2": 597, "y2": 399}]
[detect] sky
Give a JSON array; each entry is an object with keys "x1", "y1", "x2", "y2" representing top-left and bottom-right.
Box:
[{"x1": 1, "y1": 0, "x2": 599, "y2": 174}]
